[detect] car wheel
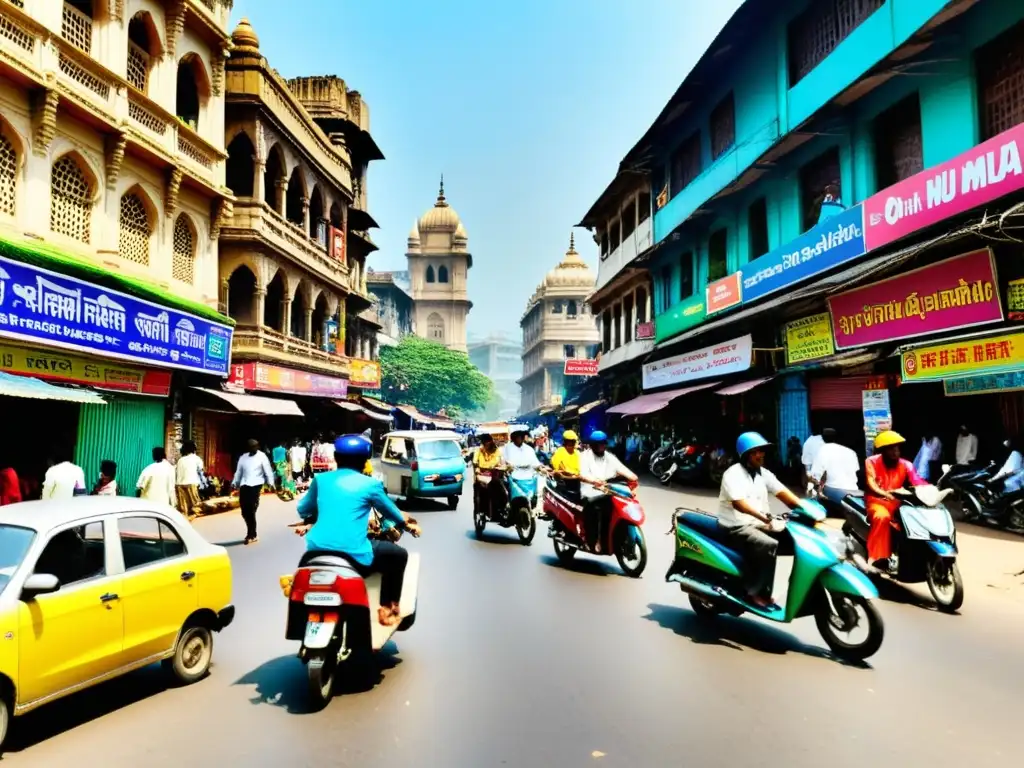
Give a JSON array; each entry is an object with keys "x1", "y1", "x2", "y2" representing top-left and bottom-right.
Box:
[
  {"x1": 0, "y1": 692, "x2": 10, "y2": 753},
  {"x1": 447, "y1": 495, "x2": 459, "y2": 510},
  {"x1": 167, "y1": 625, "x2": 214, "y2": 685}
]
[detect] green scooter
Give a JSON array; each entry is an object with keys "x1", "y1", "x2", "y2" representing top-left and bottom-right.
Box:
[{"x1": 665, "y1": 499, "x2": 885, "y2": 661}]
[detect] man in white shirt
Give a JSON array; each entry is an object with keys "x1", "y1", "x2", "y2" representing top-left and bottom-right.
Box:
[
  {"x1": 500, "y1": 430, "x2": 541, "y2": 479},
  {"x1": 288, "y1": 438, "x2": 308, "y2": 482},
  {"x1": 42, "y1": 453, "x2": 86, "y2": 500},
  {"x1": 232, "y1": 439, "x2": 275, "y2": 544},
  {"x1": 810, "y1": 428, "x2": 861, "y2": 502},
  {"x1": 801, "y1": 432, "x2": 825, "y2": 495},
  {"x1": 955, "y1": 425, "x2": 978, "y2": 467},
  {"x1": 578, "y1": 431, "x2": 638, "y2": 553},
  {"x1": 175, "y1": 440, "x2": 205, "y2": 519},
  {"x1": 137, "y1": 447, "x2": 176, "y2": 508},
  {"x1": 718, "y1": 432, "x2": 804, "y2": 608}
]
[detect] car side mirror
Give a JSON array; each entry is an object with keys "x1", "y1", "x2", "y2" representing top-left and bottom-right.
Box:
[{"x1": 21, "y1": 573, "x2": 60, "y2": 601}]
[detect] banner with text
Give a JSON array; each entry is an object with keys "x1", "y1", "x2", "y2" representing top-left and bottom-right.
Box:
[
  {"x1": 230, "y1": 362, "x2": 348, "y2": 397},
  {"x1": 706, "y1": 272, "x2": 742, "y2": 314},
  {"x1": 784, "y1": 313, "x2": 835, "y2": 365},
  {"x1": 0, "y1": 341, "x2": 171, "y2": 396},
  {"x1": 828, "y1": 249, "x2": 1003, "y2": 349},
  {"x1": 902, "y1": 330, "x2": 1024, "y2": 382},
  {"x1": 349, "y1": 358, "x2": 382, "y2": 388},
  {"x1": 642, "y1": 334, "x2": 752, "y2": 390},
  {"x1": 564, "y1": 358, "x2": 599, "y2": 376},
  {"x1": 945, "y1": 371, "x2": 1024, "y2": 396},
  {"x1": 654, "y1": 293, "x2": 706, "y2": 343},
  {"x1": 0, "y1": 255, "x2": 232, "y2": 376}
]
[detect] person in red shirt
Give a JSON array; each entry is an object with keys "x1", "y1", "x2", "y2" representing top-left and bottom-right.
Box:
[{"x1": 864, "y1": 430, "x2": 926, "y2": 572}]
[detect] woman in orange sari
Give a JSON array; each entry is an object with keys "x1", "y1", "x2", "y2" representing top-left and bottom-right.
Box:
[{"x1": 864, "y1": 430, "x2": 926, "y2": 572}]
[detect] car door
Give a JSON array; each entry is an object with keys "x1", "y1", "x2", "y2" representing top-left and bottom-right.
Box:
[
  {"x1": 381, "y1": 436, "x2": 409, "y2": 494},
  {"x1": 18, "y1": 520, "x2": 125, "y2": 704},
  {"x1": 116, "y1": 515, "x2": 197, "y2": 665}
]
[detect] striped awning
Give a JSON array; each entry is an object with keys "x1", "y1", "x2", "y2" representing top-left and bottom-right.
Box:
[{"x1": 0, "y1": 371, "x2": 106, "y2": 404}]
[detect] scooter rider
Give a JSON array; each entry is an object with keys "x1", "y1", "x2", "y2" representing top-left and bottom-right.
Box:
[
  {"x1": 718, "y1": 432, "x2": 805, "y2": 609},
  {"x1": 864, "y1": 430, "x2": 926, "y2": 573},
  {"x1": 502, "y1": 429, "x2": 541, "y2": 477},
  {"x1": 473, "y1": 433, "x2": 506, "y2": 513},
  {"x1": 989, "y1": 437, "x2": 1024, "y2": 496},
  {"x1": 579, "y1": 431, "x2": 638, "y2": 553},
  {"x1": 295, "y1": 435, "x2": 421, "y2": 627}
]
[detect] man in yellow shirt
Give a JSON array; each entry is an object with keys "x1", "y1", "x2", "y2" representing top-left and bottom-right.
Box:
[
  {"x1": 551, "y1": 430, "x2": 581, "y2": 477},
  {"x1": 473, "y1": 434, "x2": 505, "y2": 515}
]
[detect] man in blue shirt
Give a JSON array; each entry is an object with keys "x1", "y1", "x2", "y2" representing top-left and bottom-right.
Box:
[{"x1": 296, "y1": 435, "x2": 421, "y2": 627}]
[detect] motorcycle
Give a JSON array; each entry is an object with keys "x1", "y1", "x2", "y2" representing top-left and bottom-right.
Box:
[
  {"x1": 543, "y1": 477, "x2": 648, "y2": 577},
  {"x1": 667, "y1": 501, "x2": 885, "y2": 661},
  {"x1": 650, "y1": 441, "x2": 707, "y2": 486},
  {"x1": 279, "y1": 512, "x2": 421, "y2": 709},
  {"x1": 472, "y1": 466, "x2": 538, "y2": 544},
  {"x1": 833, "y1": 485, "x2": 964, "y2": 612},
  {"x1": 936, "y1": 462, "x2": 997, "y2": 520}
]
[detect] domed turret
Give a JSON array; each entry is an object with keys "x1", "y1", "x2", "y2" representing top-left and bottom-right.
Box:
[
  {"x1": 417, "y1": 176, "x2": 463, "y2": 233},
  {"x1": 407, "y1": 220, "x2": 421, "y2": 251},
  {"x1": 543, "y1": 233, "x2": 595, "y2": 288},
  {"x1": 231, "y1": 18, "x2": 260, "y2": 54}
]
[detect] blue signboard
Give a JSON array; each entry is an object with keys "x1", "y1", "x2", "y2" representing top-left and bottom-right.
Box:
[
  {"x1": 741, "y1": 205, "x2": 866, "y2": 304},
  {"x1": 944, "y1": 370, "x2": 1024, "y2": 396},
  {"x1": 0, "y1": 255, "x2": 233, "y2": 376}
]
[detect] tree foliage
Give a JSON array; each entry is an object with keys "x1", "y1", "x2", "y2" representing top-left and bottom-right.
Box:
[{"x1": 379, "y1": 336, "x2": 493, "y2": 417}]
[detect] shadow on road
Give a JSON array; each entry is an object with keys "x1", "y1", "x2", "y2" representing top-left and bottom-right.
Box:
[
  {"x1": 873, "y1": 578, "x2": 942, "y2": 611},
  {"x1": 538, "y1": 553, "x2": 615, "y2": 577},
  {"x1": 397, "y1": 498, "x2": 452, "y2": 513},
  {"x1": 643, "y1": 602, "x2": 870, "y2": 668},
  {"x1": 463, "y1": 529, "x2": 523, "y2": 546}
]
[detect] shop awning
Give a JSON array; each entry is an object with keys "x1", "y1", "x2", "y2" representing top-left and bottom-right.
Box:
[
  {"x1": 360, "y1": 395, "x2": 393, "y2": 413},
  {"x1": 578, "y1": 399, "x2": 606, "y2": 415},
  {"x1": 716, "y1": 376, "x2": 774, "y2": 396},
  {"x1": 607, "y1": 381, "x2": 721, "y2": 415},
  {"x1": 0, "y1": 371, "x2": 106, "y2": 404},
  {"x1": 191, "y1": 387, "x2": 304, "y2": 416},
  {"x1": 334, "y1": 400, "x2": 393, "y2": 422}
]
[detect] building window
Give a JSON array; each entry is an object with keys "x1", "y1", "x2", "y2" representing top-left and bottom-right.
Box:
[
  {"x1": 788, "y1": 0, "x2": 885, "y2": 86},
  {"x1": 610, "y1": 220, "x2": 620, "y2": 252},
  {"x1": 874, "y1": 94, "x2": 924, "y2": 189},
  {"x1": 679, "y1": 251, "x2": 694, "y2": 299},
  {"x1": 438, "y1": 265, "x2": 449, "y2": 283},
  {"x1": 0, "y1": 129, "x2": 17, "y2": 216},
  {"x1": 126, "y1": 13, "x2": 157, "y2": 93},
  {"x1": 623, "y1": 295, "x2": 634, "y2": 344},
  {"x1": 118, "y1": 191, "x2": 152, "y2": 266},
  {"x1": 670, "y1": 132, "x2": 702, "y2": 197},
  {"x1": 602, "y1": 310, "x2": 612, "y2": 351},
  {"x1": 600, "y1": 231, "x2": 609, "y2": 259},
  {"x1": 427, "y1": 313, "x2": 445, "y2": 342},
  {"x1": 176, "y1": 54, "x2": 208, "y2": 130},
  {"x1": 613, "y1": 304, "x2": 622, "y2": 348},
  {"x1": 621, "y1": 200, "x2": 636, "y2": 241},
  {"x1": 707, "y1": 230, "x2": 728, "y2": 283},
  {"x1": 552, "y1": 301, "x2": 563, "y2": 314},
  {"x1": 172, "y1": 214, "x2": 196, "y2": 284},
  {"x1": 710, "y1": 93, "x2": 736, "y2": 160},
  {"x1": 50, "y1": 154, "x2": 93, "y2": 243},
  {"x1": 426, "y1": 265, "x2": 435, "y2": 283},
  {"x1": 748, "y1": 198, "x2": 769, "y2": 260},
  {"x1": 563, "y1": 344, "x2": 575, "y2": 359},
  {"x1": 976, "y1": 21, "x2": 1024, "y2": 141},
  {"x1": 799, "y1": 147, "x2": 841, "y2": 231},
  {"x1": 660, "y1": 266, "x2": 672, "y2": 312},
  {"x1": 61, "y1": 1, "x2": 93, "y2": 55},
  {"x1": 566, "y1": 300, "x2": 578, "y2": 318},
  {"x1": 637, "y1": 190, "x2": 651, "y2": 224},
  {"x1": 635, "y1": 288, "x2": 648, "y2": 323}
]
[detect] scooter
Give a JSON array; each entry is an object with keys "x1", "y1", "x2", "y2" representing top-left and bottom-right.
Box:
[
  {"x1": 937, "y1": 462, "x2": 997, "y2": 521},
  {"x1": 544, "y1": 477, "x2": 647, "y2": 577},
  {"x1": 279, "y1": 513, "x2": 421, "y2": 709},
  {"x1": 667, "y1": 501, "x2": 885, "y2": 661},
  {"x1": 836, "y1": 485, "x2": 964, "y2": 613},
  {"x1": 472, "y1": 466, "x2": 537, "y2": 544},
  {"x1": 651, "y1": 441, "x2": 708, "y2": 487}
]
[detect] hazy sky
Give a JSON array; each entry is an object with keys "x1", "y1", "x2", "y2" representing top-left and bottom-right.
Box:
[{"x1": 231, "y1": 0, "x2": 744, "y2": 337}]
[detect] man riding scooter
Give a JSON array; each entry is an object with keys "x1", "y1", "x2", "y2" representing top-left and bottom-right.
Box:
[
  {"x1": 717, "y1": 432, "x2": 806, "y2": 608},
  {"x1": 472, "y1": 433, "x2": 506, "y2": 515},
  {"x1": 578, "y1": 431, "x2": 638, "y2": 553},
  {"x1": 864, "y1": 430, "x2": 927, "y2": 573}
]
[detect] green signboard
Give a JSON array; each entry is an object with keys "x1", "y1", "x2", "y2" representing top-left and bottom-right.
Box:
[
  {"x1": 944, "y1": 370, "x2": 1024, "y2": 396},
  {"x1": 654, "y1": 294, "x2": 707, "y2": 344}
]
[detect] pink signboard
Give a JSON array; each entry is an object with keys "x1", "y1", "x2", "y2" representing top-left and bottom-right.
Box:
[
  {"x1": 828, "y1": 249, "x2": 1003, "y2": 349},
  {"x1": 863, "y1": 122, "x2": 1024, "y2": 250}
]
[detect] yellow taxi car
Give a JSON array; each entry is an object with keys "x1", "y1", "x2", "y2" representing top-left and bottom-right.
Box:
[{"x1": 0, "y1": 497, "x2": 234, "y2": 748}]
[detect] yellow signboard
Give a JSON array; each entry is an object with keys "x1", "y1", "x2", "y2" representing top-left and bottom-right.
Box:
[
  {"x1": 0, "y1": 342, "x2": 171, "y2": 395},
  {"x1": 902, "y1": 330, "x2": 1024, "y2": 382},
  {"x1": 785, "y1": 313, "x2": 835, "y2": 365}
]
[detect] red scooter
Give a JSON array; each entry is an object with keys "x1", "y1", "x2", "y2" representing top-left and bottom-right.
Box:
[{"x1": 542, "y1": 476, "x2": 648, "y2": 577}]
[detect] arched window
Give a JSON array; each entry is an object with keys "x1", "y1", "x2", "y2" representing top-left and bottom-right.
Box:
[
  {"x1": 427, "y1": 313, "x2": 445, "y2": 342},
  {"x1": 566, "y1": 300, "x2": 578, "y2": 318},
  {"x1": 0, "y1": 126, "x2": 17, "y2": 216},
  {"x1": 126, "y1": 12, "x2": 159, "y2": 93},
  {"x1": 176, "y1": 53, "x2": 209, "y2": 129},
  {"x1": 118, "y1": 191, "x2": 152, "y2": 265},
  {"x1": 225, "y1": 132, "x2": 255, "y2": 197},
  {"x1": 438, "y1": 265, "x2": 449, "y2": 283},
  {"x1": 227, "y1": 265, "x2": 257, "y2": 324},
  {"x1": 172, "y1": 214, "x2": 196, "y2": 284},
  {"x1": 551, "y1": 301, "x2": 563, "y2": 314},
  {"x1": 264, "y1": 144, "x2": 285, "y2": 210},
  {"x1": 285, "y1": 166, "x2": 304, "y2": 226},
  {"x1": 425, "y1": 265, "x2": 435, "y2": 283},
  {"x1": 309, "y1": 186, "x2": 325, "y2": 244},
  {"x1": 50, "y1": 154, "x2": 93, "y2": 243}
]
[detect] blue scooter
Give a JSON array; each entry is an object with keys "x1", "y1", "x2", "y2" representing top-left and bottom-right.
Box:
[{"x1": 472, "y1": 466, "x2": 537, "y2": 545}]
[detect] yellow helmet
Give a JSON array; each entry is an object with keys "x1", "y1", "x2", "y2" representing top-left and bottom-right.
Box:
[
  {"x1": 562, "y1": 430, "x2": 578, "y2": 441},
  {"x1": 873, "y1": 430, "x2": 906, "y2": 450}
]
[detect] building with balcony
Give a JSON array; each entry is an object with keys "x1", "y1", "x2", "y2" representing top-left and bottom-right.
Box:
[
  {"x1": 367, "y1": 269, "x2": 415, "y2": 348},
  {"x1": 518, "y1": 235, "x2": 599, "y2": 414},
  {"x1": 406, "y1": 179, "x2": 472, "y2": 353},
  {"x1": 468, "y1": 332, "x2": 522, "y2": 420},
  {"x1": 217, "y1": 18, "x2": 383, "y2": 384}
]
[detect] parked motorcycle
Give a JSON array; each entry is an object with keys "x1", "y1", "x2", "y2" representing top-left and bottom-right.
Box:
[
  {"x1": 544, "y1": 478, "x2": 647, "y2": 577},
  {"x1": 667, "y1": 501, "x2": 884, "y2": 661},
  {"x1": 279, "y1": 513, "x2": 421, "y2": 709},
  {"x1": 831, "y1": 485, "x2": 964, "y2": 612},
  {"x1": 936, "y1": 462, "x2": 997, "y2": 519},
  {"x1": 472, "y1": 466, "x2": 538, "y2": 544},
  {"x1": 650, "y1": 441, "x2": 707, "y2": 486}
]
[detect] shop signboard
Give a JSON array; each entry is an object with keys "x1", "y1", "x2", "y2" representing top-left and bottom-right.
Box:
[
  {"x1": 1007, "y1": 278, "x2": 1024, "y2": 321},
  {"x1": 330, "y1": 226, "x2": 346, "y2": 263},
  {"x1": 635, "y1": 321, "x2": 655, "y2": 340},
  {"x1": 828, "y1": 249, "x2": 1003, "y2": 350},
  {"x1": 642, "y1": 333, "x2": 752, "y2": 390},
  {"x1": 349, "y1": 358, "x2": 381, "y2": 388},
  {"x1": 863, "y1": 122, "x2": 1024, "y2": 251},
  {"x1": 0, "y1": 341, "x2": 171, "y2": 396},
  {"x1": 862, "y1": 388, "x2": 892, "y2": 457},
  {"x1": 784, "y1": 313, "x2": 835, "y2": 365},
  {"x1": 742, "y1": 205, "x2": 866, "y2": 304},
  {"x1": 901, "y1": 330, "x2": 1024, "y2": 382},
  {"x1": 944, "y1": 370, "x2": 1024, "y2": 396},
  {"x1": 323, "y1": 318, "x2": 339, "y2": 353},
  {"x1": 706, "y1": 272, "x2": 742, "y2": 314},
  {"x1": 230, "y1": 362, "x2": 348, "y2": 398},
  {"x1": 0, "y1": 255, "x2": 233, "y2": 376},
  {"x1": 654, "y1": 293, "x2": 706, "y2": 343},
  {"x1": 564, "y1": 358, "x2": 599, "y2": 376}
]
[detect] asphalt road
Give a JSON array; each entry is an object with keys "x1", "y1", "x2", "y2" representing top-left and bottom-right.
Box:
[{"x1": 4, "y1": 482, "x2": 1024, "y2": 767}]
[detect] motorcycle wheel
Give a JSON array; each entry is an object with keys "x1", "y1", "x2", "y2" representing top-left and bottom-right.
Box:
[
  {"x1": 926, "y1": 560, "x2": 964, "y2": 613},
  {"x1": 473, "y1": 506, "x2": 487, "y2": 539},
  {"x1": 814, "y1": 592, "x2": 884, "y2": 662},
  {"x1": 515, "y1": 507, "x2": 536, "y2": 545},
  {"x1": 306, "y1": 652, "x2": 336, "y2": 710},
  {"x1": 688, "y1": 594, "x2": 724, "y2": 618},
  {"x1": 614, "y1": 524, "x2": 647, "y2": 578},
  {"x1": 553, "y1": 537, "x2": 576, "y2": 564}
]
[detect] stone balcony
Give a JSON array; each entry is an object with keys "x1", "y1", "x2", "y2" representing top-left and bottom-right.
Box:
[{"x1": 231, "y1": 324, "x2": 350, "y2": 379}]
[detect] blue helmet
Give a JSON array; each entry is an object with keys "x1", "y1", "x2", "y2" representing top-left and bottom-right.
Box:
[
  {"x1": 736, "y1": 432, "x2": 771, "y2": 457},
  {"x1": 334, "y1": 434, "x2": 372, "y2": 459},
  {"x1": 588, "y1": 430, "x2": 608, "y2": 443}
]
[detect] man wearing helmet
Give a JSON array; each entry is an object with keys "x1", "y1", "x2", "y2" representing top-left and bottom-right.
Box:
[
  {"x1": 865, "y1": 430, "x2": 926, "y2": 572},
  {"x1": 296, "y1": 435, "x2": 422, "y2": 627},
  {"x1": 718, "y1": 432, "x2": 804, "y2": 608},
  {"x1": 579, "y1": 431, "x2": 638, "y2": 552}
]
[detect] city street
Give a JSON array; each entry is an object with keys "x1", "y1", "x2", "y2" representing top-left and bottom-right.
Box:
[{"x1": 4, "y1": 484, "x2": 1024, "y2": 767}]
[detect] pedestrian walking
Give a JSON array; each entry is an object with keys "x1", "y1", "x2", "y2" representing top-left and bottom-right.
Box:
[
  {"x1": 91, "y1": 460, "x2": 118, "y2": 496},
  {"x1": 233, "y1": 438, "x2": 275, "y2": 544},
  {"x1": 288, "y1": 438, "x2": 307, "y2": 484},
  {"x1": 41, "y1": 451, "x2": 86, "y2": 500},
  {"x1": 272, "y1": 441, "x2": 288, "y2": 489},
  {"x1": 137, "y1": 447, "x2": 176, "y2": 507},
  {"x1": 175, "y1": 440, "x2": 204, "y2": 519}
]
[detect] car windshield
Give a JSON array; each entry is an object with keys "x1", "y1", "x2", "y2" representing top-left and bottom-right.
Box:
[
  {"x1": 416, "y1": 440, "x2": 461, "y2": 461},
  {"x1": 0, "y1": 525, "x2": 36, "y2": 595}
]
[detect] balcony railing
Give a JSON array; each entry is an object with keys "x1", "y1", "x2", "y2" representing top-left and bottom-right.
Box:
[{"x1": 231, "y1": 325, "x2": 350, "y2": 377}]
